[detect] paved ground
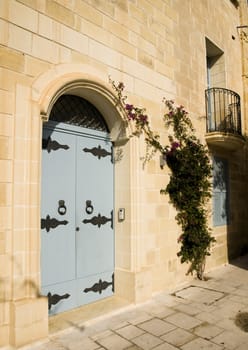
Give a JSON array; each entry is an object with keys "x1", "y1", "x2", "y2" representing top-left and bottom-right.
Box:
[{"x1": 22, "y1": 255, "x2": 248, "y2": 350}]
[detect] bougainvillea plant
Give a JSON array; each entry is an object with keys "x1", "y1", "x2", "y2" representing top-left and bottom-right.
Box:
[{"x1": 110, "y1": 78, "x2": 215, "y2": 280}]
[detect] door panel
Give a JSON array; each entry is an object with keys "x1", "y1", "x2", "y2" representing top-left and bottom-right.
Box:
[
  {"x1": 76, "y1": 136, "x2": 114, "y2": 279},
  {"x1": 41, "y1": 129, "x2": 76, "y2": 287},
  {"x1": 76, "y1": 271, "x2": 114, "y2": 306},
  {"x1": 41, "y1": 280, "x2": 76, "y2": 315}
]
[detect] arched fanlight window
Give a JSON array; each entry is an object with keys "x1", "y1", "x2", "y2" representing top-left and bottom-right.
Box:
[{"x1": 49, "y1": 94, "x2": 109, "y2": 132}]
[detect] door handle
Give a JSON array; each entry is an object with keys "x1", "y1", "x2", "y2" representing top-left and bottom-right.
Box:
[
  {"x1": 85, "y1": 200, "x2": 94, "y2": 214},
  {"x1": 58, "y1": 200, "x2": 67, "y2": 215},
  {"x1": 76, "y1": 227, "x2": 80, "y2": 231}
]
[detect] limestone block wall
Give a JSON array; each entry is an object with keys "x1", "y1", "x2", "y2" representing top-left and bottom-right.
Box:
[{"x1": 0, "y1": 0, "x2": 247, "y2": 347}]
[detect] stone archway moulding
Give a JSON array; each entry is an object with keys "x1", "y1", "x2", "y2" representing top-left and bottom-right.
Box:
[
  {"x1": 32, "y1": 63, "x2": 144, "y2": 304},
  {"x1": 31, "y1": 63, "x2": 132, "y2": 143}
]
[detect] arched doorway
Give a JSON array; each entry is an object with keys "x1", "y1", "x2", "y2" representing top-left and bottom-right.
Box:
[{"x1": 41, "y1": 94, "x2": 114, "y2": 315}]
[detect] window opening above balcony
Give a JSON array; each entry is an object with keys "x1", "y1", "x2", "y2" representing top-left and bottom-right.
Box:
[{"x1": 206, "y1": 38, "x2": 225, "y2": 90}]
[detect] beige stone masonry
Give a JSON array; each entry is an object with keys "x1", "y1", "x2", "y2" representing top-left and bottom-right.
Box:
[
  {"x1": 149, "y1": 18, "x2": 166, "y2": 37},
  {"x1": 112, "y1": 36, "x2": 136, "y2": 59},
  {"x1": 0, "y1": 206, "x2": 11, "y2": 230},
  {"x1": 155, "y1": 60, "x2": 174, "y2": 81},
  {"x1": 90, "y1": 0, "x2": 115, "y2": 17},
  {"x1": 0, "y1": 231, "x2": 6, "y2": 254},
  {"x1": 79, "y1": 18, "x2": 111, "y2": 47},
  {"x1": 0, "y1": 160, "x2": 12, "y2": 183},
  {"x1": 131, "y1": 34, "x2": 157, "y2": 57},
  {"x1": 9, "y1": 24, "x2": 32, "y2": 55},
  {"x1": 89, "y1": 39, "x2": 122, "y2": 69},
  {"x1": 60, "y1": 24, "x2": 89, "y2": 54},
  {"x1": 137, "y1": 0, "x2": 154, "y2": 14},
  {"x1": 25, "y1": 56, "x2": 52, "y2": 77},
  {"x1": 0, "y1": 47, "x2": 25, "y2": 73},
  {"x1": 144, "y1": 30, "x2": 160, "y2": 53},
  {"x1": 0, "y1": 0, "x2": 9, "y2": 19},
  {"x1": 114, "y1": 0, "x2": 129, "y2": 13},
  {"x1": 0, "y1": 0, "x2": 247, "y2": 348},
  {"x1": 75, "y1": 1, "x2": 103, "y2": 26},
  {"x1": 0, "y1": 136, "x2": 12, "y2": 160},
  {"x1": 38, "y1": 13, "x2": 61, "y2": 42},
  {"x1": 129, "y1": 2, "x2": 148, "y2": 25},
  {"x1": 0, "y1": 18, "x2": 9, "y2": 45},
  {"x1": 32, "y1": 34, "x2": 59, "y2": 63},
  {"x1": 0, "y1": 68, "x2": 32, "y2": 93},
  {"x1": 114, "y1": 7, "x2": 141, "y2": 34},
  {"x1": 10, "y1": 298, "x2": 48, "y2": 347},
  {"x1": 16, "y1": 0, "x2": 45, "y2": 12},
  {"x1": 0, "y1": 183, "x2": 11, "y2": 206},
  {"x1": 137, "y1": 50, "x2": 154, "y2": 69},
  {"x1": 103, "y1": 16, "x2": 129, "y2": 42},
  {"x1": 122, "y1": 57, "x2": 175, "y2": 99},
  {"x1": 0, "y1": 89, "x2": 14, "y2": 117},
  {"x1": 46, "y1": 0, "x2": 75, "y2": 28},
  {"x1": 9, "y1": 0, "x2": 38, "y2": 32}
]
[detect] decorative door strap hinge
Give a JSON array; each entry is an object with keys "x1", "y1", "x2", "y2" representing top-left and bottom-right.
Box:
[
  {"x1": 82, "y1": 210, "x2": 113, "y2": 229},
  {"x1": 41, "y1": 215, "x2": 68, "y2": 232},
  {"x1": 42, "y1": 136, "x2": 69, "y2": 153},
  {"x1": 83, "y1": 273, "x2": 114, "y2": 294}
]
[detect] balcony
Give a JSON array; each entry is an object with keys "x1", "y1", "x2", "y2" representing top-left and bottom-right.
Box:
[{"x1": 205, "y1": 87, "x2": 245, "y2": 151}]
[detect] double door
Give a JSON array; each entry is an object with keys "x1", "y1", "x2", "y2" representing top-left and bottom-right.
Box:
[{"x1": 41, "y1": 123, "x2": 114, "y2": 315}]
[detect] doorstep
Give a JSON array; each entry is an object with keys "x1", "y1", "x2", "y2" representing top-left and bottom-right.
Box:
[{"x1": 49, "y1": 295, "x2": 131, "y2": 334}]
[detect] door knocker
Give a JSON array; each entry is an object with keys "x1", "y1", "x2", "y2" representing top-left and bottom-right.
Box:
[
  {"x1": 58, "y1": 200, "x2": 67, "y2": 215},
  {"x1": 85, "y1": 200, "x2": 94, "y2": 215}
]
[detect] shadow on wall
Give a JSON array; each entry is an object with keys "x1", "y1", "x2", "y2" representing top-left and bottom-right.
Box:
[
  {"x1": 0, "y1": 255, "x2": 44, "y2": 303},
  {"x1": 210, "y1": 146, "x2": 248, "y2": 270},
  {"x1": 0, "y1": 255, "x2": 86, "y2": 341},
  {"x1": 230, "y1": 254, "x2": 248, "y2": 269},
  {"x1": 226, "y1": 146, "x2": 248, "y2": 268}
]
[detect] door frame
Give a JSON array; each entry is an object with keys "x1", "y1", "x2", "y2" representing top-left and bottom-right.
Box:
[{"x1": 41, "y1": 119, "x2": 115, "y2": 314}]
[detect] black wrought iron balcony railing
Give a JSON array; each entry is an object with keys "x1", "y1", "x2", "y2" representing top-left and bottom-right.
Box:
[{"x1": 205, "y1": 88, "x2": 242, "y2": 135}]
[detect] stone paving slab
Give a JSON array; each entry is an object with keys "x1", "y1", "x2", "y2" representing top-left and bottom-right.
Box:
[
  {"x1": 211, "y1": 329, "x2": 248, "y2": 349},
  {"x1": 193, "y1": 323, "x2": 223, "y2": 340},
  {"x1": 160, "y1": 328, "x2": 195, "y2": 347},
  {"x1": 131, "y1": 333, "x2": 163, "y2": 349},
  {"x1": 20, "y1": 255, "x2": 248, "y2": 350},
  {"x1": 164, "y1": 312, "x2": 203, "y2": 330},
  {"x1": 180, "y1": 337, "x2": 223, "y2": 350},
  {"x1": 138, "y1": 318, "x2": 176, "y2": 336},
  {"x1": 175, "y1": 286, "x2": 225, "y2": 304}
]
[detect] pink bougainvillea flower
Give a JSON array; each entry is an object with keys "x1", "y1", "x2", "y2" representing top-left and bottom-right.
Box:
[
  {"x1": 139, "y1": 114, "x2": 148, "y2": 124},
  {"x1": 171, "y1": 141, "x2": 180, "y2": 149},
  {"x1": 127, "y1": 112, "x2": 136, "y2": 120},
  {"x1": 118, "y1": 82, "x2": 125, "y2": 90},
  {"x1": 125, "y1": 104, "x2": 133, "y2": 111}
]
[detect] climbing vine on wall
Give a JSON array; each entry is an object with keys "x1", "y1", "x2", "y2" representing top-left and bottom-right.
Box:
[{"x1": 110, "y1": 78, "x2": 215, "y2": 280}]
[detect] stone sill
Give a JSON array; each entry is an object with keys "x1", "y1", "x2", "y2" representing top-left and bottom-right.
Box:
[{"x1": 205, "y1": 132, "x2": 246, "y2": 151}]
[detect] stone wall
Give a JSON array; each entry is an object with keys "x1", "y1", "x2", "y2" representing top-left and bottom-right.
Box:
[{"x1": 0, "y1": 0, "x2": 247, "y2": 347}]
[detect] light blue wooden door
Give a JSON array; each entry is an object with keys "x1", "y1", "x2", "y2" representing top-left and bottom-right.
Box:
[
  {"x1": 41, "y1": 122, "x2": 114, "y2": 315},
  {"x1": 212, "y1": 156, "x2": 229, "y2": 226}
]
